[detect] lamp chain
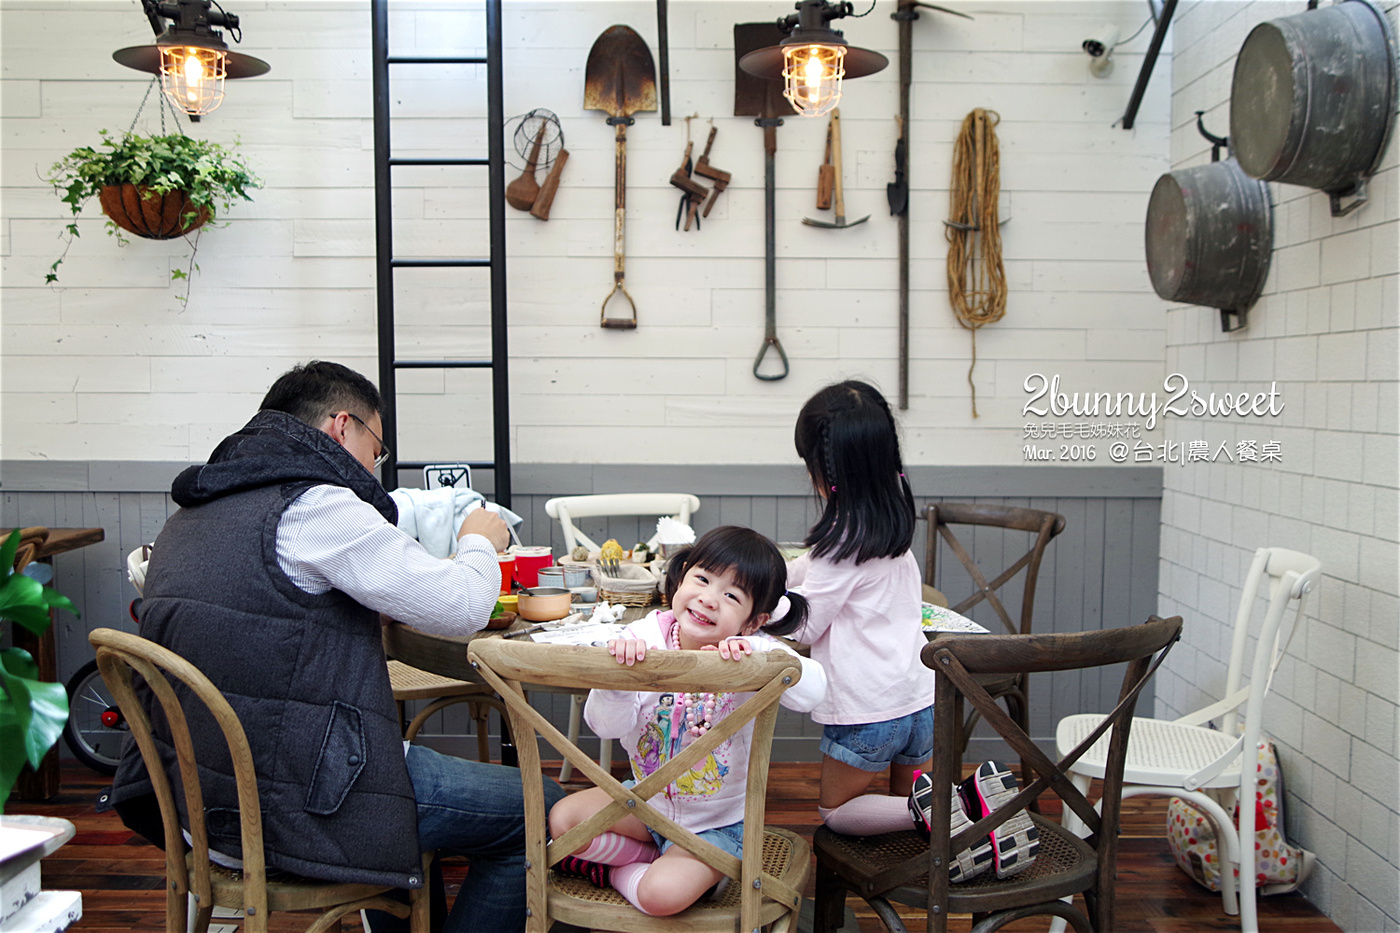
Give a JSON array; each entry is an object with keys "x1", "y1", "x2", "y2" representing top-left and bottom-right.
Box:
[{"x1": 127, "y1": 76, "x2": 189, "y2": 137}]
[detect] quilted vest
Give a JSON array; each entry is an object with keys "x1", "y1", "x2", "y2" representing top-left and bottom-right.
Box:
[{"x1": 110, "y1": 410, "x2": 422, "y2": 888}]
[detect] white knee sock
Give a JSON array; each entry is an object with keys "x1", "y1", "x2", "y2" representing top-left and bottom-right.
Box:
[
  {"x1": 609, "y1": 861, "x2": 656, "y2": 915},
  {"x1": 820, "y1": 794, "x2": 915, "y2": 835}
]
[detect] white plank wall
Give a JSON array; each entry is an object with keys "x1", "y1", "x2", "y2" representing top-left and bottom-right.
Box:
[{"x1": 2, "y1": 0, "x2": 1171, "y2": 467}]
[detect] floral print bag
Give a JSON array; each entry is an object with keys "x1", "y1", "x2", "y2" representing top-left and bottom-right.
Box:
[{"x1": 1166, "y1": 738, "x2": 1315, "y2": 894}]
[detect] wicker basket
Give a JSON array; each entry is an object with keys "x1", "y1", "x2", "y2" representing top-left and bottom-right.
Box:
[{"x1": 594, "y1": 562, "x2": 660, "y2": 607}]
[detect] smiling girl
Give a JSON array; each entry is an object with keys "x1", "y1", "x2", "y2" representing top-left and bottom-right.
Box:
[{"x1": 546, "y1": 526, "x2": 827, "y2": 916}]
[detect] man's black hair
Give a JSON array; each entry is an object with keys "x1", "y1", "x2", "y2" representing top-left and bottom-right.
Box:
[{"x1": 259, "y1": 361, "x2": 383, "y2": 428}]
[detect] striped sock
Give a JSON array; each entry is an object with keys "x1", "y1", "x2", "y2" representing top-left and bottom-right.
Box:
[
  {"x1": 577, "y1": 832, "x2": 660, "y2": 866},
  {"x1": 609, "y1": 861, "x2": 656, "y2": 915}
]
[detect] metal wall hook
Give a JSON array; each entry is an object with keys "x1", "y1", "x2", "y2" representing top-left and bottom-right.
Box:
[{"x1": 1195, "y1": 111, "x2": 1228, "y2": 162}]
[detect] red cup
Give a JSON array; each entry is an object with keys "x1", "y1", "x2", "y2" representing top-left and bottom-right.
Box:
[
  {"x1": 509, "y1": 546, "x2": 553, "y2": 589},
  {"x1": 496, "y1": 553, "x2": 516, "y2": 594}
]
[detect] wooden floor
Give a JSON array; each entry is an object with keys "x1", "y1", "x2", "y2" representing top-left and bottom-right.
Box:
[{"x1": 10, "y1": 763, "x2": 1342, "y2": 933}]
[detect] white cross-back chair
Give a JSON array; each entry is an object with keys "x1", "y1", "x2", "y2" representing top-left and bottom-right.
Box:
[
  {"x1": 542, "y1": 493, "x2": 701, "y2": 780},
  {"x1": 1054, "y1": 546, "x2": 1321, "y2": 933},
  {"x1": 544, "y1": 493, "x2": 700, "y2": 553}
]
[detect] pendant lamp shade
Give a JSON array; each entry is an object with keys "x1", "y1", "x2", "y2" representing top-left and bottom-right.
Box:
[
  {"x1": 113, "y1": 0, "x2": 269, "y2": 118},
  {"x1": 738, "y1": 0, "x2": 887, "y2": 118}
]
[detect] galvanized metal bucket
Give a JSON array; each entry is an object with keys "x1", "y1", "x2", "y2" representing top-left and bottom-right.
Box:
[
  {"x1": 1145, "y1": 158, "x2": 1273, "y2": 332},
  {"x1": 1229, "y1": 0, "x2": 1397, "y2": 215}
]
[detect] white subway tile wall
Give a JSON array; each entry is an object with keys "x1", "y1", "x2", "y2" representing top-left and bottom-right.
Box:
[{"x1": 1158, "y1": 2, "x2": 1399, "y2": 930}]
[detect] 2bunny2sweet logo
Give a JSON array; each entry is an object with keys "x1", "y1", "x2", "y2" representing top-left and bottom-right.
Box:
[
  {"x1": 1023, "y1": 373, "x2": 1283, "y2": 431},
  {"x1": 1020, "y1": 373, "x2": 1285, "y2": 465}
]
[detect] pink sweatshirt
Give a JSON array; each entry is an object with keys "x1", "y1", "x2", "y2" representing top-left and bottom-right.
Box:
[
  {"x1": 584, "y1": 610, "x2": 827, "y2": 834},
  {"x1": 787, "y1": 550, "x2": 934, "y2": 725}
]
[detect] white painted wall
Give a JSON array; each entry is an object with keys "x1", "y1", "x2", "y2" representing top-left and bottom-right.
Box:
[
  {"x1": 1155, "y1": 2, "x2": 1400, "y2": 930},
  {"x1": 1, "y1": 0, "x2": 1170, "y2": 467}
]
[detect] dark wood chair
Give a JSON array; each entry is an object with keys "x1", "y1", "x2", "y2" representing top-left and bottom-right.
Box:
[
  {"x1": 922, "y1": 503, "x2": 1066, "y2": 765},
  {"x1": 812, "y1": 615, "x2": 1182, "y2": 933}
]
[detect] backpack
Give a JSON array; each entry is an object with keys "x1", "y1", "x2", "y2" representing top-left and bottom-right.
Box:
[{"x1": 1166, "y1": 737, "x2": 1315, "y2": 895}]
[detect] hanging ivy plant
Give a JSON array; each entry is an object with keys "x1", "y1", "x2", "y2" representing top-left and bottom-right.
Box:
[{"x1": 43, "y1": 130, "x2": 261, "y2": 298}]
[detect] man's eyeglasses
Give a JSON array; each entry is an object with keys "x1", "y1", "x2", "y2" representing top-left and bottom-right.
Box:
[{"x1": 344, "y1": 412, "x2": 392, "y2": 470}]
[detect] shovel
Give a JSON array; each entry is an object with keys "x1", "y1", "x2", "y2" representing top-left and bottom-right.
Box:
[
  {"x1": 803, "y1": 109, "x2": 868, "y2": 229},
  {"x1": 584, "y1": 25, "x2": 657, "y2": 329},
  {"x1": 735, "y1": 21, "x2": 789, "y2": 381}
]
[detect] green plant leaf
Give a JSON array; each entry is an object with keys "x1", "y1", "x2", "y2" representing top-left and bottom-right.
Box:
[
  {"x1": 0, "y1": 574, "x2": 51, "y2": 636},
  {"x1": 0, "y1": 694, "x2": 27, "y2": 814},
  {"x1": 0, "y1": 530, "x2": 18, "y2": 570},
  {"x1": 20, "y1": 679, "x2": 67, "y2": 769}
]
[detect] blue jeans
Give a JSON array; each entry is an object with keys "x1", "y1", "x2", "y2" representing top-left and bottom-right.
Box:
[
  {"x1": 369, "y1": 745, "x2": 567, "y2": 933},
  {"x1": 820, "y1": 706, "x2": 935, "y2": 772}
]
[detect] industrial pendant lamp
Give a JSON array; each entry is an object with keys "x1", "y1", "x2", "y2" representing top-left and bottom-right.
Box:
[
  {"x1": 113, "y1": 0, "x2": 270, "y2": 120},
  {"x1": 738, "y1": 0, "x2": 888, "y2": 118}
]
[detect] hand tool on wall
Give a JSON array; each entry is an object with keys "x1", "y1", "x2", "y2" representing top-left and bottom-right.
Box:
[
  {"x1": 657, "y1": 0, "x2": 671, "y2": 125},
  {"x1": 735, "y1": 21, "x2": 790, "y2": 381},
  {"x1": 668, "y1": 140, "x2": 709, "y2": 231},
  {"x1": 693, "y1": 125, "x2": 731, "y2": 218},
  {"x1": 803, "y1": 109, "x2": 867, "y2": 229},
  {"x1": 891, "y1": 0, "x2": 973, "y2": 408},
  {"x1": 530, "y1": 148, "x2": 568, "y2": 221},
  {"x1": 584, "y1": 25, "x2": 657, "y2": 329},
  {"x1": 506, "y1": 121, "x2": 548, "y2": 211},
  {"x1": 816, "y1": 120, "x2": 834, "y2": 210},
  {"x1": 887, "y1": 115, "x2": 908, "y2": 216}
]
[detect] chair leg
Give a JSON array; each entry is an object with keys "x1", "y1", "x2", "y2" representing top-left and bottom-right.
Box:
[
  {"x1": 812, "y1": 857, "x2": 848, "y2": 933},
  {"x1": 470, "y1": 699, "x2": 491, "y2": 762},
  {"x1": 560, "y1": 692, "x2": 585, "y2": 782}
]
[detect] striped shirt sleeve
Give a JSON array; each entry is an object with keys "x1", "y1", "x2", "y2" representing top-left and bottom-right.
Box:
[{"x1": 277, "y1": 484, "x2": 501, "y2": 636}]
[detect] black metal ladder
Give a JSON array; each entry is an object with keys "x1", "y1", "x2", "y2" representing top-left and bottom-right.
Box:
[{"x1": 370, "y1": 0, "x2": 512, "y2": 506}]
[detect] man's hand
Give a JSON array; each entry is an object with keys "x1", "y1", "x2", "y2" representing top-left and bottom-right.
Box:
[{"x1": 458, "y1": 508, "x2": 510, "y2": 552}]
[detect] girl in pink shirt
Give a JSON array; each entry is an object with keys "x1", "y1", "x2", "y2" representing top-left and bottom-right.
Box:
[
  {"x1": 789, "y1": 381, "x2": 1039, "y2": 881},
  {"x1": 548, "y1": 526, "x2": 828, "y2": 915},
  {"x1": 787, "y1": 380, "x2": 934, "y2": 835}
]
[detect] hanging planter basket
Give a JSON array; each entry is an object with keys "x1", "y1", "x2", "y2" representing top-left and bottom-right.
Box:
[{"x1": 97, "y1": 183, "x2": 210, "y2": 240}]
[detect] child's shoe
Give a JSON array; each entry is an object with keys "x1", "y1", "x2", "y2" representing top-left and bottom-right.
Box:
[
  {"x1": 908, "y1": 770, "x2": 995, "y2": 882},
  {"x1": 554, "y1": 854, "x2": 610, "y2": 887},
  {"x1": 958, "y1": 760, "x2": 1040, "y2": 879}
]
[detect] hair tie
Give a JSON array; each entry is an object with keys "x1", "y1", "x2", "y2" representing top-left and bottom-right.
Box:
[
  {"x1": 770, "y1": 594, "x2": 791, "y2": 622},
  {"x1": 830, "y1": 485, "x2": 837, "y2": 492}
]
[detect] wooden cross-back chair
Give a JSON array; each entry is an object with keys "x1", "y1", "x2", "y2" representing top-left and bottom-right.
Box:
[
  {"x1": 467, "y1": 638, "x2": 810, "y2": 933},
  {"x1": 922, "y1": 503, "x2": 1066, "y2": 765},
  {"x1": 812, "y1": 615, "x2": 1182, "y2": 933},
  {"x1": 89, "y1": 627, "x2": 430, "y2": 933}
]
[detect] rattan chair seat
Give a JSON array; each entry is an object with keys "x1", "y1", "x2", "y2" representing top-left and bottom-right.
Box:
[
  {"x1": 814, "y1": 816, "x2": 1093, "y2": 913},
  {"x1": 386, "y1": 659, "x2": 486, "y2": 699},
  {"x1": 1058, "y1": 714, "x2": 1242, "y2": 786},
  {"x1": 548, "y1": 828, "x2": 808, "y2": 933}
]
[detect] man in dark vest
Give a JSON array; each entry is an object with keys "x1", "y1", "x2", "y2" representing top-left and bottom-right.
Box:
[{"x1": 110, "y1": 361, "x2": 566, "y2": 932}]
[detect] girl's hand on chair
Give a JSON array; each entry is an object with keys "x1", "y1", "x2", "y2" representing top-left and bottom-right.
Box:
[
  {"x1": 716, "y1": 637, "x2": 753, "y2": 661},
  {"x1": 608, "y1": 637, "x2": 648, "y2": 666}
]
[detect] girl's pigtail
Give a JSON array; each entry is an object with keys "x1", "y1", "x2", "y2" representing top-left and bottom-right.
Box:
[{"x1": 761, "y1": 590, "x2": 809, "y2": 637}]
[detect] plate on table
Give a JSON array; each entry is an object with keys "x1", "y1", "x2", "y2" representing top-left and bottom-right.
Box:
[{"x1": 921, "y1": 604, "x2": 990, "y2": 635}]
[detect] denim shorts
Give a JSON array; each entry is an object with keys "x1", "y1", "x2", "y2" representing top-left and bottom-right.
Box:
[
  {"x1": 647, "y1": 820, "x2": 745, "y2": 860},
  {"x1": 820, "y1": 706, "x2": 935, "y2": 772}
]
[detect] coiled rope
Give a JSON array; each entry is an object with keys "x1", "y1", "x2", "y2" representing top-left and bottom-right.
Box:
[{"x1": 946, "y1": 108, "x2": 1006, "y2": 418}]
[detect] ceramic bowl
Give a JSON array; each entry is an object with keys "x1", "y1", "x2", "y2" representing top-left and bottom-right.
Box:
[
  {"x1": 517, "y1": 586, "x2": 573, "y2": 622},
  {"x1": 485, "y1": 610, "x2": 517, "y2": 630}
]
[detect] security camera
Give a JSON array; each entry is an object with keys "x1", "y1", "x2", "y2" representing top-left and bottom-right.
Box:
[
  {"x1": 1083, "y1": 24, "x2": 1119, "y2": 77},
  {"x1": 1082, "y1": 25, "x2": 1120, "y2": 58}
]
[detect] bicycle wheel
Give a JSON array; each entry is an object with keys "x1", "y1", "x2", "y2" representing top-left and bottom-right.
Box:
[{"x1": 63, "y1": 659, "x2": 127, "y2": 775}]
